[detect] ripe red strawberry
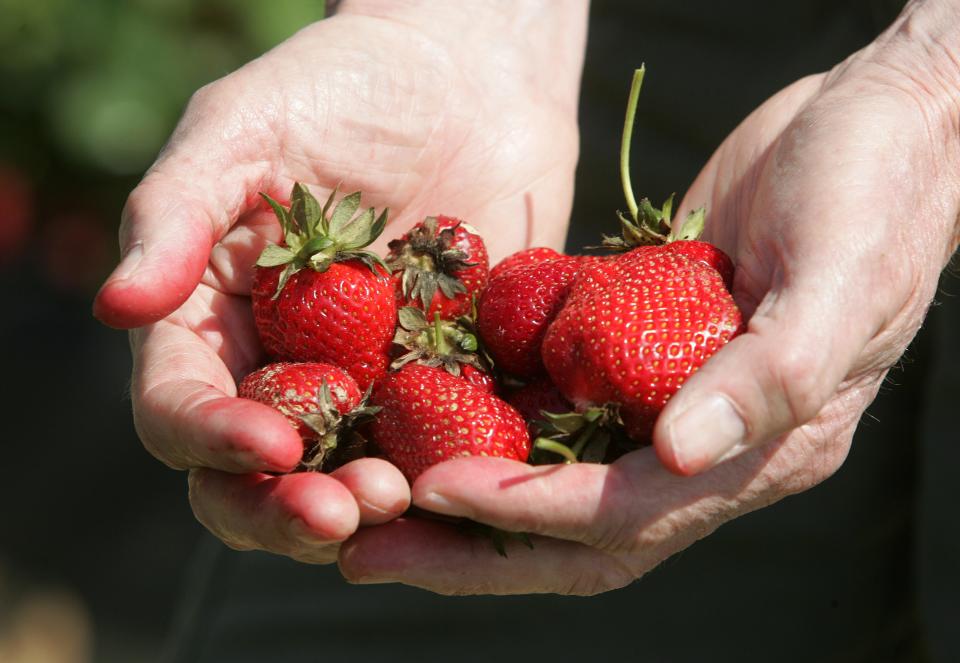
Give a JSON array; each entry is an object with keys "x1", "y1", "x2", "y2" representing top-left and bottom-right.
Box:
[
  {"x1": 387, "y1": 216, "x2": 489, "y2": 318},
  {"x1": 489, "y1": 246, "x2": 564, "y2": 281},
  {"x1": 477, "y1": 256, "x2": 581, "y2": 379},
  {"x1": 542, "y1": 249, "x2": 744, "y2": 441},
  {"x1": 663, "y1": 241, "x2": 734, "y2": 290},
  {"x1": 505, "y1": 378, "x2": 571, "y2": 435},
  {"x1": 461, "y1": 364, "x2": 497, "y2": 394},
  {"x1": 369, "y1": 364, "x2": 530, "y2": 482},
  {"x1": 535, "y1": 66, "x2": 743, "y2": 442},
  {"x1": 251, "y1": 184, "x2": 397, "y2": 391},
  {"x1": 238, "y1": 361, "x2": 377, "y2": 469}
]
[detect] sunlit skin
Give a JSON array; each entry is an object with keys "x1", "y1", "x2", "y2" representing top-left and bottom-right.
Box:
[
  {"x1": 336, "y1": 1, "x2": 960, "y2": 593},
  {"x1": 94, "y1": 0, "x2": 960, "y2": 591},
  {"x1": 93, "y1": 1, "x2": 587, "y2": 564}
]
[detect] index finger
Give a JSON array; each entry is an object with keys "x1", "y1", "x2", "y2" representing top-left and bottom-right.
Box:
[{"x1": 130, "y1": 288, "x2": 302, "y2": 473}]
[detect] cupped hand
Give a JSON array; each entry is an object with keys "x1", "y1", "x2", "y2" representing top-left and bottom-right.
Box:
[
  {"x1": 93, "y1": 2, "x2": 587, "y2": 562},
  {"x1": 338, "y1": 6, "x2": 960, "y2": 592}
]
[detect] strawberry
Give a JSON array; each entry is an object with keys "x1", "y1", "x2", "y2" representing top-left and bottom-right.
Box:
[
  {"x1": 369, "y1": 364, "x2": 530, "y2": 482},
  {"x1": 537, "y1": 66, "x2": 743, "y2": 442},
  {"x1": 386, "y1": 216, "x2": 489, "y2": 318},
  {"x1": 251, "y1": 184, "x2": 397, "y2": 391},
  {"x1": 542, "y1": 249, "x2": 743, "y2": 441},
  {"x1": 664, "y1": 240, "x2": 734, "y2": 291},
  {"x1": 238, "y1": 361, "x2": 378, "y2": 469},
  {"x1": 505, "y1": 378, "x2": 571, "y2": 435},
  {"x1": 477, "y1": 256, "x2": 581, "y2": 379},
  {"x1": 489, "y1": 246, "x2": 564, "y2": 281},
  {"x1": 461, "y1": 364, "x2": 497, "y2": 394}
]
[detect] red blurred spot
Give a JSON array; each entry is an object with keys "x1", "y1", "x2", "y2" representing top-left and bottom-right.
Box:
[
  {"x1": 0, "y1": 163, "x2": 34, "y2": 265},
  {"x1": 42, "y1": 212, "x2": 112, "y2": 293}
]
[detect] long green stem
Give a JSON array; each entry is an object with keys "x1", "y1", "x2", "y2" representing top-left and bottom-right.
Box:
[
  {"x1": 620, "y1": 66, "x2": 646, "y2": 223},
  {"x1": 568, "y1": 417, "x2": 601, "y2": 459},
  {"x1": 432, "y1": 312, "x2": 451, "y2": 355},
  {"x1": 534, "y1": 438, "x2": 578, "y2": 464}
]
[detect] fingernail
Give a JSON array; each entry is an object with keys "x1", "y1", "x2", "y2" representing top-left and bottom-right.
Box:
[
  {"x1": 110, "y1": 241, "x2": 144, "y2": 282},
  {"x1": 667, "y1": 394, "x2": 746, "y2": 474},
  {"x1": 416, "y1": 491, "x2": 469, "y2": 517}
]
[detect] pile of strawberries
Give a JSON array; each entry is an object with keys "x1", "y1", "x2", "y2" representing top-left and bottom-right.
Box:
[{"x1": 240, "y1": 68, "x2": 744, "y2": 482}]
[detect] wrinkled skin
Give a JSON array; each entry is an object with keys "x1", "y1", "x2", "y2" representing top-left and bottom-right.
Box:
[
  {"x1": 337, "y1": 3, "x2": 960, "y2": 594},
  {"x1": 93, "y1": 3, "x2": 586, "y2": 563},
  {"x1": 96, "y1": 1, "x2": 960, "y2": 590}
]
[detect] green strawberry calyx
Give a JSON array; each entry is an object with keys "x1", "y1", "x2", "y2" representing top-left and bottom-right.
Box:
[
  {"x1": 256, "y1": 182, "x2": 390, "y2": 298},
  {"x1": 387, "y1": 216, "x2": 477, "y2": 310},
  {"x1": 391, "y1": 306, "x2": 488, "y2": 377},
  {"x1": 601, "y1": 65, "x2": 707, "y2": 251},
  {"x1": 298, "y1": 378, "x2": 381, "y2": 471},
  {"x1": 532, "y1": 405, "x2": 625, "y2": 464}
]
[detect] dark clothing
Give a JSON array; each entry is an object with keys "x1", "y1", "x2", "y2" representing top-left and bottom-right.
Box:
[{"x1": 166, "y1": 2, "x2": 959, "y2": 661}]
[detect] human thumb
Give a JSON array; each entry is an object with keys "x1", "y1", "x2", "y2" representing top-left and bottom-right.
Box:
[{"x1": 653, "y1": 272, "x2": 876, "y2": 476}]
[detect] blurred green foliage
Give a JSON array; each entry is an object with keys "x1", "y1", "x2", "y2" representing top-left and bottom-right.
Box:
[{"x1": 0, "y1": 0, "x2": 324, "y2": 175}]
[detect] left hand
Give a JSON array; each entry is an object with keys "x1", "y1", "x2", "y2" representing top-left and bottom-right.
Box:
[{"x1": 337, "y1": 2, "x2": 960, "y2": 594}]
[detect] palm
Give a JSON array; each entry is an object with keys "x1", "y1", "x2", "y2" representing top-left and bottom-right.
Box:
[
  {"x1": 193, "y1": 14, "x2": 576, "y2": 301},
  {"x1": 114, "y1": 12, "x2": 580, "y2": 561}
]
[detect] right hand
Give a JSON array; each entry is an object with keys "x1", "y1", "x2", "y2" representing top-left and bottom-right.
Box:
[{"x1": 92, "y1": 1, "x2": 587, "y2": 563}]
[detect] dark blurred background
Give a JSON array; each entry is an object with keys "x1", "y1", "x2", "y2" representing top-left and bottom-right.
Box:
[
  {"x1": 2, "y1": 1, "x2": 958, "y2": 662},
  {"x1": 0, "y1": 2, "x2": 324, "y2": 661}
]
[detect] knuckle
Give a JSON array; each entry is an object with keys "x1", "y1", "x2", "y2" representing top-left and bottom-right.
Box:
[
  {"x1": 184, "y1": 81, "x2": 219, "y2": 117},
  {"x1": 768, "y1": 345, "x2": 828, "y2": 428},
  {"x1": 187, "y1": 472, "x2": 254, "y2": 552},
  {"x1": 580, "y1": 467, "x2": 641, "y2": 554}
]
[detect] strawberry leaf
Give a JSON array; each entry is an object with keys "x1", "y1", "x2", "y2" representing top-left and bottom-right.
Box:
[
  {"x1": 336, "y1": 207, "x2": 376, "y2": 249},
  {"x1": 436, "y1": 273, "x2": 467, "y2": 299},
  {"x1": 272, "y1": 262, "x2": 299, "y2": 299},
  {"x1": 580, "y1": 429, "x2": 611, "y2": 463},
  {"x1": 260, "y1": 192, "x2": 293, "y2": 236},
  {"x1": 398, "y1": 306, "x2": 428, "y2": 331},
  {"x1": 320, "y1": 185, "x2": 339, "y2": 233},
  {"x1": 256, "y1": 244, "x2": 296, "y2": 267},
  {"x1": 291, "y1": 183, "x2": 322, "y2": 237},
  {"x1": 371, "y1": 208, "x2": 389, "y2": 243},
  {"x1": 661, "y1": 193, "x2": 675, "y2": 226},
  {"x1": 328, "y1": 191, "x2": 362, "y2": 235},
  {"x1": 674, "y1": 206, "x2": 706, "y2": 241},
  {"x1": 301, "y1": 235, "x2": 335, "y2": 256}
]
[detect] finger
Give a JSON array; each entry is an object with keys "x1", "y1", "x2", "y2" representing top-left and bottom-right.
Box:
[
  {"x1": 338, "y1": 518, "x2": 634, "y2": 596},
  {"x1": 652, "y1": 258, "x2": 882, "y2": 476},
  {"x1": 409, "y1": 451, "x2": 769, "y2": 549},
  {"x1": 93, "y1": 139, "x2": 269, "y2": 329},
  {"x1": 330, "y1": 458, "x2": 411, "y2": 526},
  {"x1": 131, "y1": 316, "x2": 302, "y2": 473},
  {"x1": 189, "y1": 470, "x2": 360, "y2": 564}
]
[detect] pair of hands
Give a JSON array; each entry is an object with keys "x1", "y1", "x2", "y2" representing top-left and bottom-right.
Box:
[{"x1": 94, "y1": 1, "x2": 959, "y2": 594}]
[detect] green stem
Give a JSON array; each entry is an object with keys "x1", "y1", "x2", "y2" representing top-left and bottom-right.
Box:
[
  {"x1": 568, "y1": 417, "x2": 601, "y2": 459},
  {"x1": 620, "y1": 66, "x2": 646, "y2": 224},
  {"x1": 534, "y1": 438, "x2": 578, "y2": 464},
  {"x1": 432, "y1": 312, "x2": 451, "y2": 355}
]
